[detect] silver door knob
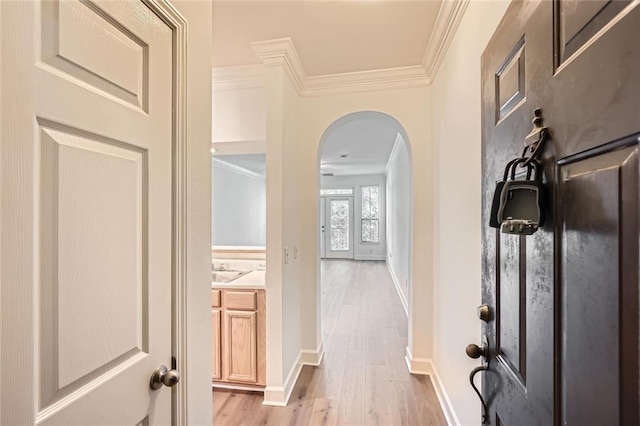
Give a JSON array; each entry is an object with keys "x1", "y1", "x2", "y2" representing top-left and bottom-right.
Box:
[{"x1": 150, "y1": 365, "x2": 180, "y2": 390}]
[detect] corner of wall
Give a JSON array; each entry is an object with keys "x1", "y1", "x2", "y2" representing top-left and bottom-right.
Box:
[
  {"x1": 262, "y1": 343, "x2": 324, "y2": 407},
  {"x1": 404, "y1": 347, "x2": 461, "y2": 426}
]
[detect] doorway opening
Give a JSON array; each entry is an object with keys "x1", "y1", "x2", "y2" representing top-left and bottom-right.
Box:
[{"x1": 317, "y1": 111, "x2": 413, "y2": 374}]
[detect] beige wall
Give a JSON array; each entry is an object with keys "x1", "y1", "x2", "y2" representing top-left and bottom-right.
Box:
[{"x1": 431, "y1": 1, "x2": 509, "y2": 424}]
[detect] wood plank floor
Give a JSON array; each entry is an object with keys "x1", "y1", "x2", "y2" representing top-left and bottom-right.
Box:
[{"x1": 213, "y1": 260, "x2": 447, "y2": 425}]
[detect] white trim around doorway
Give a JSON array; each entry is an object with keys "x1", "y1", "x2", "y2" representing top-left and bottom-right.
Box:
[{"x1": 140, "y1": 1, "x2": 188, "y2": 423}]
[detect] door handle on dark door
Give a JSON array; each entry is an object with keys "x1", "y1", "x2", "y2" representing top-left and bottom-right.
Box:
[
  {"x1": 466, "y1": 343, "x2": 488, "y2": 360},
  {"x1": 466, "y1": 338, "x2": 490, "y2": 423}
]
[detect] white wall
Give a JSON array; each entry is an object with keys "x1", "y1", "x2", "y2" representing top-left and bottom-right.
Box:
[
  {"x1": 431, "y1": 1, "x2": 509, "y2": 424},
  {"x1": 212, "y1": 86, "x2": 266, "y2": 143},
  {"x1": 386, "y1": 135, "x2": 411, "y2": 311},
  {"x1": 211, "y1": 159, "x2": 266, "y2": 246},
  {"x1": 280, "y1": 67, "x2": 303, "y2": 391},
  {"x1": 321, "y1": 174, "x2": 387, "y2": 260},
  {"x1": 262, "y1": 65, "x2": 305, "y2": 404}
]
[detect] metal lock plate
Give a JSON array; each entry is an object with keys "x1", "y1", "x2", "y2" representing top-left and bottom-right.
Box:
[{"x1": 501, "y1": 218, "x2": 538, "y2": 235}]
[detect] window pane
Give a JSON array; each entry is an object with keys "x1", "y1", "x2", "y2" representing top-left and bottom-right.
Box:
[
  {"x1": 362, "y1": 187, "x2": 371, "y2": 218},
  {"x1": 361, "y1": 186, "x2": 379, "y2": 219},
  {"x1": 330, "y1": 200, "x2": 349, "y2": 251},
  {"x1": 370, "y1": 187, "x2": 379, "y2": 218},
  {"x1": 321, "y1": 189, "x2": 353, "y2": 196},
  {"x1": 362, "y1": 219, "x2": 379, "y2": 243}
]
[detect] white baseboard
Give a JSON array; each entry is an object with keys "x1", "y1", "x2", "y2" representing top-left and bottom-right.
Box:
[
  {"x1": 300, "y1": 341, "x2": 325, "y2": 366},
  {"x1": 404, "y1": 346, "x2": 431, "y2": 375},
  {"x1": 404, "y1": 347, "x2": 460, "y2": 426},
  {"x1": 354, "y1": 254, "x2": 386, "y2": 261},
  {"x1": 263, "y1": 353, "x2": 302, "y2": 406},
  {"x1": 387, "y1": 261, "x2": 408, "y2": 316},
  {"x1": 262, "y1": 342, "x2": 324, "y2": 407},
  {"x1": 429, "y1": 361, "x2": 461, "y2": 426},
  {"x1": 212, "y1": 382, "x2": 264, "y2": 392}
]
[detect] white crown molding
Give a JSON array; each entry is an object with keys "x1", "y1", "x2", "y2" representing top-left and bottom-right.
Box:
[
  {"x1": 304, "y1": 65, "x2": 429, "y2": 96},
  {"x1": 214, "y1": 1, "x2": 470, "y2": 95},
  {"x1": 212, "y1": 157, "x2": 265, "y2": 181},
  {"x1": 212, "y1": 139, "x2": 267, "y2": 156},
  {"x1": 212, "y1": 64, "x2": 265, "y2": 90},
  {"x1": 251, "y1": 38, "x2": 429, "y2": 96},
  {"x1": 422, "y1": 0, "x2": 471, "y2": 82},
  {"x1": 251, "y1": 38, "x2": 305, "y2": 94}
]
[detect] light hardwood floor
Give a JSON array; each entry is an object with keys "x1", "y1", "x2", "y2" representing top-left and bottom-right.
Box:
[{"x1": 213, "y1": 260, "x2": 447, "y2": 425}]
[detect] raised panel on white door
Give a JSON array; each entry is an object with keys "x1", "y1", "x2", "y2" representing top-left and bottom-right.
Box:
[
  {"x1": 39, "y1": 124, "x2": 148, "y2": 408},
  {"x1": 40, "y1": 0, "x2": 148, "y2": 110}
]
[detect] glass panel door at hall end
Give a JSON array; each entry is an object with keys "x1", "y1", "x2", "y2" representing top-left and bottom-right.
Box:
[{"x1": 325, "y1": 196, "x2": 354, "y2": 259}]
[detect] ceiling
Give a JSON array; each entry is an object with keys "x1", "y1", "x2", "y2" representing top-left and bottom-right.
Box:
[
  {"x1": 215, "y1": 154, "x2": 267, "y2": 177},
  {"x1": 214, "y1": 118, "x2": 402, "y2": 177},
  {"x1": 212, "y1": 0, "x2": 442, "y2": 76},
  {"x1": 320, "y1": 112, "x2": 402, "y2": 176}
]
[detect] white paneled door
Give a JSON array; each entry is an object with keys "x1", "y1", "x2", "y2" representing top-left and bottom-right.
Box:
[{"x1": 1, "y1": 1, "x2": 177, "y2": 424}]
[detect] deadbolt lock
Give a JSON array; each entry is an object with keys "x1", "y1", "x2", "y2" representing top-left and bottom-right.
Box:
[{"x1": 477, "y1": 304, "x2": 491, "y2": 322}]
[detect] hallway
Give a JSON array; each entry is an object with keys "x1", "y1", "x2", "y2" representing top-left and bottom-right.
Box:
[{"x1": 213, "y1": 260, "x2": 446, "y2": 425}]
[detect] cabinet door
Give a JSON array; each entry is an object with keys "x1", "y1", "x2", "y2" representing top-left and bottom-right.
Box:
[
  {"x1": 223, "y1": 310, "x2": 257, "y2": 383},
  {"x1": 212, "y1": 308, "x2": 221, "y2": 381}
]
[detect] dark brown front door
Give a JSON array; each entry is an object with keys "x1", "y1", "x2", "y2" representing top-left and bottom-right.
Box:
[{"x1": 481, "y1": 1, "x2": 639, "y2": 424}]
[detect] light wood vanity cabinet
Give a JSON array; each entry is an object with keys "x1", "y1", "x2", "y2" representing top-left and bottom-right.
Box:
[
  {"x1": 212, "y1": 288, "x2": 265, "y2": 388},
  {"x1": 224, "y1": 310, "x2": 257, "y2": 383},
  {"x1": 211, "y1": 308, "x2": 221, "y2": 380}
]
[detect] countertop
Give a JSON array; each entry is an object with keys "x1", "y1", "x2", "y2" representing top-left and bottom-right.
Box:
[{"x1": 212, "y1": 270, "x2": 266, "y2": 290}]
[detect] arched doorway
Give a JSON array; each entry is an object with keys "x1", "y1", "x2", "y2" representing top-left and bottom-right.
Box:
[{"x1": 317, "y1": 111, "x2": 413, "y2": 371}]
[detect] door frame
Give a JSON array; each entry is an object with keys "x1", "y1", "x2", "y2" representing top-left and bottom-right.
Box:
[
  {"x1": 320, "y1": 197, "x2": 326, "y2": 258},
  {"x1": 142, "y1": 1, "x2": 188, "y2": 423}
]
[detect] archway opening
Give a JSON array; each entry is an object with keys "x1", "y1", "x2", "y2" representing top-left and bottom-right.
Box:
[{"x1": 316, "y1": 111, "x2": 413, "y2": 375}]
